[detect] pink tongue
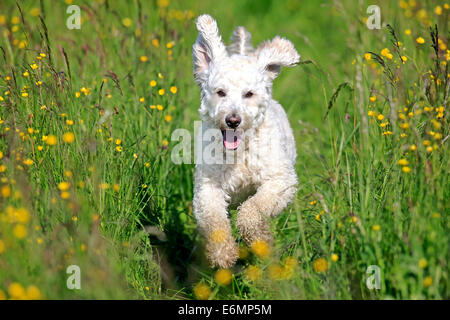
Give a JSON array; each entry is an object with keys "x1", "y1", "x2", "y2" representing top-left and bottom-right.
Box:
[{"x1": 222, "y1": 130, "x2": 241, "y2": 150}]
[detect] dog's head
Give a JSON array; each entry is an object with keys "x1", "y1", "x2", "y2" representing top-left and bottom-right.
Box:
[{"x1": 193, "y1": 14, "x2": 300, "y2": 150}]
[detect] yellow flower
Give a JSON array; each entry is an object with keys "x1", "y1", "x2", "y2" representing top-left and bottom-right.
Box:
[
  {"x1": 26, "y1": 286, "x2": 42, "y2": 300},
  {"x1": 156, "y1": 104, "x2": 164, "y2": 111},
  {"x1": 331, "y1": 254, "x2": 339, "y2": 262},
  {"x1": 164, "y1": 115, "x2": 173, "y2": 122},
  {"x1": 364, "y1": 53, "x2": 371, "y2": 60},
  {"x1": 66, "y1": 119, "x2": 74, "y2": 126},
  {"x1": 250, "y1": 239, "x2": 270, "y2": 259},
  {"x1": 284, "y1": 256, "x2": 298, "y2": 270},
  {"x1": 23, "y1": 158, "x2": 33, "y2": 166},
  {"x1": 238, "y1": 246, "x2": 249, "y2": 259},
  {"x1": 313, "y1": 258, "x2": 329, "y2": 273},
  {"x1": 245, "y1": 265, "x2": 262, "y2": 281},
  {"x1": 113, "y1": 184, "x2": 120, "y2": 192},
  {"x1": 416, "y1": 37, "x2": 425, "y2": 44},
  {"x1": 116, "y1": 146, "x2": 123, "y2": 152},
  {"x1": 62, "y1": 132, "x2": 75, "y2": 143},
  {"x1": 21, "y1": 92, "x2": 29, "y2": 98},
  {"x1": 214, "y1": 269, "x2": 232, "y2": 286},
  {"x1": 60, "y1": 191, "x2": 70, "y2": 199},
  {"x1": 157, "y1": 0, "x2": 170, "y2": 8},
  {"x1": 0, "y1": 239, "x2": 5, "y2": 254},
  {"x1": 410, "y1": 144, "x2": 416, "y2": 151},
  {"x1": 115, "y1": 139, "x2": 122, "y2": 145},
  {"x1": 397, "y1": 159, "x2": 408, "y2": 166},
  {"x1": 193, "y1": 283, "x2": 211, "y2": 300},
  {"x1": 368, "y1": 110, "x2": 375, "y2": 117},
  {"x1": 140, "y1": 55, "x2": 148, "y2": 62},
  {"x1": 423, "y1": 276, "x2": 432, "y2": 287},
  {"x1": 58, "y1": 182, "x2": 70, "y2": 191},
  {"x1": 122, "y1": 18, "x2": 132, "y2": 27},
  {"x1": 418, "y1": 258, "x2": 428, "y2": 269},
  {"x1": 405, "y1": 29, "x2": 411, "y2": 35},
  {"x1": 152, "y1": 38, "x2": 160, "y2": 47},
  {"x1": 1, "y1": 185, "x2": 11, "y2": 198},
  {"x1": 46, "y1": 135, "x2": 57, "y2": 146},
  {"x1": 380, "y1": 48, "x2": 393, "y2": 60},
  {"x1": 402, "y1": 166, "x2": 411, "y2": 173},
  {"x1": 8, "y1": 283, "x2": 25, "y2": 299},
  {"x1": 158, "y1": 89, "x2": 165, "y2": 95},
  {"x1": 401, "y1": 56, "x2": 407, "y2": 63},
  {"x1": 99, "y1": 183, "x2": 110, "y2": 190},
  {"x1": 149, "y1": 80, "x2": 157, "y2": 87},
  {"x1": 423, "y1": 140, "x2": 431, "y2": 146},
  {"x1": 369, "y1": 96, "x2": 377, "y2": 102},
  {"x1": 16, "y1": 208, "x2": 30, "y2": 224},
  {"x1": 400, "y1": 122, "x2": 409, "y2": 130},
  {"x1": 30, "y1": 63, "x2": 38, "y2": 70},
  {"x1": 434, "y1": 5, "x2": 442, "y2": 15},
  {"x1": 210, "y1": 229, "x2": 227, "y2": 243},
  {"x1": 170, "y1": 86, "x2": 178, "y2": 94},
  {"x1": 372, "y1": 224, "x2": 381, "y2": 231},
  {"x1": 13, "y1": 224, "x2": 27, "y2": 239},
  {"x1": 377, "y1": 114, "x2": 384, "y2": 121}
]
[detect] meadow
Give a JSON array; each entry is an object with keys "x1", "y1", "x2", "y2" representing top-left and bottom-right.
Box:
[{"x1": 0, "y1": 0, "x2": 448, "y2": 300}]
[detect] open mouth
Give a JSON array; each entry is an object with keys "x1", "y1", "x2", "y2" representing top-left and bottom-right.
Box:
[{"x1": 221, "y1": 129, "x2": 242, "y2": 150}]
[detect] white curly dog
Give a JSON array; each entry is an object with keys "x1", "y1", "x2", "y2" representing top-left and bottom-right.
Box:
[{"x1": 192, "y1": 14, "x2": 299, "y2": 268}]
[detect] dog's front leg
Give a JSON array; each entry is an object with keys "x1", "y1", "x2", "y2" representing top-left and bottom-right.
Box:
[
  {"x1": 193, "y1": 181, "x2": 238, "y2": 268},
  {"x1": 236, "y1": 174, "x2": 297, "y2": 245}
]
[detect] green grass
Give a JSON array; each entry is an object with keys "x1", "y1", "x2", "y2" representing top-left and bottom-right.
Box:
[{"x1": 0, "y1": 0, "x2": 448, "y2": 300}]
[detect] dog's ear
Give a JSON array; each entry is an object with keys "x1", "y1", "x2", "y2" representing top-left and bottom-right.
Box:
[
  {"x1": 192, "y1": 14, "x2": 227, "y2": 86},
  {"x1": 228, "y1": 26, "x2": 254, "y2": 56},
  {"x1": 256, "y1": 36, "x2": 300, "y2": 80}
]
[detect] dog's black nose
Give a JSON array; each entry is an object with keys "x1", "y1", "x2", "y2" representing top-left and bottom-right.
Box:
[{"x1": 225, "y1": 114, "x2": 241, "y2": 129}]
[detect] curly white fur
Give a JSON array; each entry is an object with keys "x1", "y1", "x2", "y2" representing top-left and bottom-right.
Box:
[{"x1": 192, "y1": 14, "x2": 300, "y2": 268}]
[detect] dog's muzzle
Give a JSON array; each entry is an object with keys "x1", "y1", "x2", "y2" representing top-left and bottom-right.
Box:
[{"x1": 222, "y1": 113, "x2": 242, "y2": 150}]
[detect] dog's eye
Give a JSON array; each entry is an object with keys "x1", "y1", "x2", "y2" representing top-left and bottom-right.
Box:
[
  {"x1": 217, "y1": 90, "x2": 226, "y2": 97},
  {"x1": 244, "y1": 91, "x2": 253, "y2": 98}
]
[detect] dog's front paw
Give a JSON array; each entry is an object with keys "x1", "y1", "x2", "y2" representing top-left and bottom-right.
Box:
[
  {"x1": 236, "y1": 201, "x2": 273, "y2": 246},
  {"x1": 206, "y1": 229, "x2": 238, "y2": 268}
]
